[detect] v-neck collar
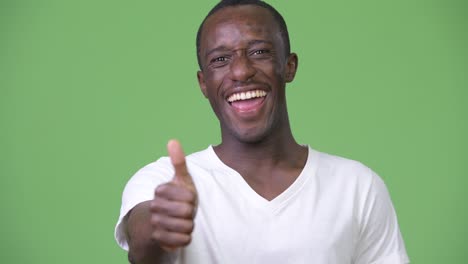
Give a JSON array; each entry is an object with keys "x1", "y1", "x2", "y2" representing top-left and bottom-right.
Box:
[{"x1": 206, "y1": 145, "x2": 319, "y2": 213}]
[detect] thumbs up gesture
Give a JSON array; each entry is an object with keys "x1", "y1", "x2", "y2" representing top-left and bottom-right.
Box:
[{"x1": 150, "y1": 140, "x2": 198, "y2": 251}]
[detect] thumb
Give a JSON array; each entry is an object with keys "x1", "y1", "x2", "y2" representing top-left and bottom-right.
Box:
[{"x1": 167, "y1": 139, "x2": 193, "y2": 186}]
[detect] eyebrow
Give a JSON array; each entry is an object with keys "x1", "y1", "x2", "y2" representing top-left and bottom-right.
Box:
[{"x1": 205, "y1": 40, "x2": 273, "y2": 58}]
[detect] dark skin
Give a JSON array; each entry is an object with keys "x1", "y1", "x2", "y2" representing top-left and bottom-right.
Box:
[
  {"x1": 127, "y1": 140, "x2": 197, "y2": 263},
  {"x1": 127, "y1": 5, "x2": 307, "y2": 263},
  {"x1": 197, "y1": 5, "x2": 307, "y2": 200}
]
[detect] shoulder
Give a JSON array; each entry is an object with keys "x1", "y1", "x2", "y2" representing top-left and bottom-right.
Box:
[
  {"x1": 308, "y1": 148, "x2": 395, "y2": 208},
  {"x1": 131, "y1": 146, "x2": 213, "y2": 180},
  {"x1": 126, "y1": 156, "x2": 173, "y2": 186},
  {"x1": 184, "y1": 146, "x2": 227, "y2": 179},
  {"x1": 311, "y1": 148, "x2": 377, "y2": 187},
  {"x1": 185, "y1": 145, "x2": 217, "y2": 168},
  {"x1": 126, "y1": 146, "x2": 216, "y2": 188},
  {"x1": 186, "y1": 146, "x2": 213, "y2": 162}
]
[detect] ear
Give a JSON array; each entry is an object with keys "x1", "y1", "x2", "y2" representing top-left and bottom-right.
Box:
[
  {"x1": 197, "y1": 70, "x2": 208, "y2": 98},
  {"x1": 285, "y1": 53, "x2": 298, "y2": 83}
]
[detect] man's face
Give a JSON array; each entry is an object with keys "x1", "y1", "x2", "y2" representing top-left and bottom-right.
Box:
[{"x1": 197, "y1": 5, "x2": 297, "y2": 143}]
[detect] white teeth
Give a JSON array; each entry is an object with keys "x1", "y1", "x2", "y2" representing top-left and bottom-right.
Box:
[{"x1": 227, "y1": 90, "x2": 267, "y2": 103}]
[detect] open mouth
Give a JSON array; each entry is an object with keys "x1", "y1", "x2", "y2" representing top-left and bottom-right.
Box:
[{"x1": 227, "y1": 90, "x2": 267, "y2": 112}]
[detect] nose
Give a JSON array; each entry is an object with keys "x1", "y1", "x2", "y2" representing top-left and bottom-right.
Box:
[{"x1": 229, "y1": 52, "x2": 256, "y2": 82}]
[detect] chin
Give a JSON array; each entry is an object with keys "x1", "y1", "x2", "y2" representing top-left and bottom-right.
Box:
[
  {"x1": 220, "y1": 108, "x2": 283, "y2": 145},
  {"x1": 230, "y1": 124, "x2": 273, "y2": 144}
]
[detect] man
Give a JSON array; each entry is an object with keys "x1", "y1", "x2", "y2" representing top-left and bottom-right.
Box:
[{"x1": 115, "y1": 0, "x2": 410, "y2": 263}]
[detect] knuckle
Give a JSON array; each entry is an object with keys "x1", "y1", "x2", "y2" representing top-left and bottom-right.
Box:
[
  {"x1": 154, "y1": 184, "x2": 165, "y2": 195},
  {"x1": 150, "y1": 199, "x2": 164, "y2": 213},
  {"x1": 181, "y1": 235, "x2": 192, "y2": 245},
  {"x1": 177, "y1": 219, "x2": 194, "y2": 233},
  {"x1": 187, "y1": 190, "x2": 197, "y2": 202},
  {"x1": 189, "y1": 208, "x2": 196, "y2": 218},
  {"x1": 189, "y1": 221, "x2": 195, "y2": 232},
  {"x1": 149, "y1": 199, "x2": 159, "y2": 211},
  {"x1": 150, "y1": 215, "x2": 162, "y2": 227},
  {"x1": 155, "y1": 183, "x2": 173, "y2": 197},
  {"x1": 151, "y1": 231, "x2": 163, "y2": 242},
  {"x1": 181, "y1": 204, "x2": 194, "y2": 218}
]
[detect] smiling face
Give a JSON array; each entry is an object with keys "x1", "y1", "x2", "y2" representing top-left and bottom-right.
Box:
[{"x1": 197, "y1": 5, "x2": 298, "y2": 144}]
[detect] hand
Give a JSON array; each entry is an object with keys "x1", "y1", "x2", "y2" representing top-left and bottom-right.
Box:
[{"x1": 150, "y1": 140, "x2": 198, "y2": 251}]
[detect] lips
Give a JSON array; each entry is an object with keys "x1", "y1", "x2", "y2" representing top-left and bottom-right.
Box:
[
  {"x1": 230, "y1": 96, "x2": 266, "y2": 112},
  {"x1": 226, "y1": 89, "x2": 268, "y2": 113}
]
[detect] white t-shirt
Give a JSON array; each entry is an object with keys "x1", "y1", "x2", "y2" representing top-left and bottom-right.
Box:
[{"x1": 115, "y1": 146, "x2": 409, "y2": 264}]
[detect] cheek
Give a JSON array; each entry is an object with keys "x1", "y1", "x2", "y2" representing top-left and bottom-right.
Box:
[
  {"x1": 203, "y1": 75, "x2": 224, "y2": 108},
  {"x1": 205, "y1": 70, "x2": 228, "y2": 97},
  {"x1": 255, "y1": 59, "x2": 284, "y2": 79}
]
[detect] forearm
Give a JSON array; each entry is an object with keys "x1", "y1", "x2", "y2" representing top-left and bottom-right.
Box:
[{"x1": 126, "y1": 201, "x2": 176, "y2": 264}]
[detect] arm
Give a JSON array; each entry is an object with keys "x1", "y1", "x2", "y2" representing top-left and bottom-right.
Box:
[
  {"x1": 354, "y1": 171, "x2": 409, "y2": 264},
  {"x1": 125, "y1": 140, "x2": 198, "y2": 264},
  {"x1": 126, "y1": 201, "x2": 176, "y2": 264}
]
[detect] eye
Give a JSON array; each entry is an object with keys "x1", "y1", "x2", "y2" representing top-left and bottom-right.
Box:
[
  {"x1": 250, "y1": 49, "x2": 272, "y2": 60},
  {"x1": 253, "y1": 49, "x2": 269, "y2": 55},
  {"x1": 211, "y1": 56, "x2": 227, "y2": 63},
  {"x1": 208, "y1": 55, "x2": 230, "y2": 68}
]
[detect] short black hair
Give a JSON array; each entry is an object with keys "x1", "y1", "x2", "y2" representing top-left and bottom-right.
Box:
[{"x1": 196, "y1": 0, "x2": 290, "y2": 69}]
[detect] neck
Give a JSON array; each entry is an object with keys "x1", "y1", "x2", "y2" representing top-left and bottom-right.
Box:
[
  {"x1": 214, "y1": 122, "x2": 306, "y2": 170},
  {"x1": 213, "y1": 118, "x2": 309, "y2": 200}
]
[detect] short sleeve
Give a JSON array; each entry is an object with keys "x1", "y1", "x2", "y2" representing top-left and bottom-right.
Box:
[
  {"x1": 354, "y1": 171, "x2": 410, "y2": 264},
  {"x1": 114, "y1": 157, "x2": 174, "y2": 251}
]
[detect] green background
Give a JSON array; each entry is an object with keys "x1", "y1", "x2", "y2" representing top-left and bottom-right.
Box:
[{"x1": 1, "y1": 0, "x2": 466, "y2": 263}]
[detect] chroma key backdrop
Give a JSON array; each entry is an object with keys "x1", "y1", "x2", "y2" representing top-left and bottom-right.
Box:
[{"x1": 1, "y1": 0, "x2": 467, "y2": 263}]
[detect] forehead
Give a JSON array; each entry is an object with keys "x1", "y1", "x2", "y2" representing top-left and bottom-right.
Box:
[{"x1": 200, "y1": 5, "x2": 281, "y2": 50}]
